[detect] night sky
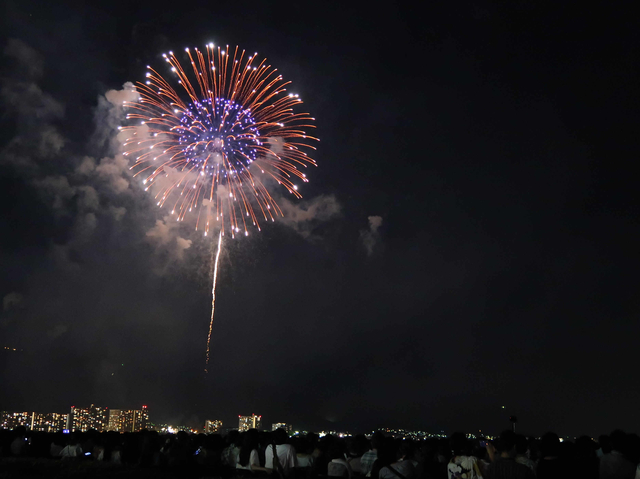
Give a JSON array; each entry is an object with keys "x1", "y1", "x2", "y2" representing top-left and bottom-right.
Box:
[{"x1": 1, "y1": 1, "x2": 639, "y2": 437}]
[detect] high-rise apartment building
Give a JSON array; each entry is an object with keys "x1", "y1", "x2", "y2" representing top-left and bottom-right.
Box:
[
  {"x1": 1, "y1": 411, "x2": 68, "y2": 431},
  {"x1": 238, "y1": 414, "x2": 261, "y2": 431},
  {"x1": 123, "y1": 406, "x2": 149, "y2": 432},
  {"x1": 32, "y1": 412, "x2": 68, "y2": 432},
  {"x1": 204, "y1": 419, "x2": 222, "y2": 433},
  {"x1": 107, "y1": 406, "x2": 149, "y2": 432},
  {"x1": 68, "y1": 405, "x2": 109, "y2": 432},
  {"x1": 108, "y1": 409, "x2": 123, "y2": 431},
  {"x1": 0, "y1": 411, "x2": 31, "y2": 429}
]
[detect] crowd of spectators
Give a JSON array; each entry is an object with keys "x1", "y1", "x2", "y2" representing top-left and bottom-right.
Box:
[{"x1": 1, "y1": 425, "x2": 640, "y2": 478}]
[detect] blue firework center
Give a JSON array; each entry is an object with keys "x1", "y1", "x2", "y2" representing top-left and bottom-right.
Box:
[{"x1": 177, "y1": 97, "x2": 262, "y2": 180}]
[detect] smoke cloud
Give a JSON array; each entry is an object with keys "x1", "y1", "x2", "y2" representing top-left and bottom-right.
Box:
[
  {"x1": 146, "y1": 217, "x2": 193, "y2": 262},
  {"x1": 47, "y1": 324, "x2": 68, "y2": 340},
  {"x1": 0, "y1": 38, "x2": 190, "y2": 275},
  {"x1": 360, "y1": 215, "x2": 383, "y2": 256},
  {"x1": 276, "y1": 194, "x2": 341, "y2": 239},
  {"x1": 3, "y1": 292, "x2": 24, "y2": 312},
  {"x1": 0, "y1": 40, "x2": 65, "y2": 172}
]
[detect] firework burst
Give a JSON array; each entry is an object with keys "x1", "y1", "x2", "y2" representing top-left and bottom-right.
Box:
[{"x1": 121, "y1": 44, "x2": 318, "y2": 238}]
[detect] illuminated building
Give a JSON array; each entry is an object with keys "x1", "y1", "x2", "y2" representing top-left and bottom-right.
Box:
[
  {"x1": 122, "y1": 406, "x2": 149, "y2": 432},
  {"x1": 0, "y1": 411, "x2": 68, "y2": 431},
  {"x1": 204, "y1": 419, "x2": 222, "y2": 433},
  {"x1": 238, "y1": 414, "x2": 261, "y2": 431},
  {"x1": 272, "y1": 423, "x2": 292, "y2": 432},
  {"x1": 108, "y1": 409, "x2": 123, "y2": 431},
  {"x1": 108, "y1": 406, "x2": 150, "y2": 432},
  {"x1": 0, "y1": 411, "x2": 31, "y2": 429},
  {"x1": 68, "y1": 405, "x2": 109, "y2": 432},
  {"x1": 31, "y1": 412, "x2": 68, "y2": 432}
]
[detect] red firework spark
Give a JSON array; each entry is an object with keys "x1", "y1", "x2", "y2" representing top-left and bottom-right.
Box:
[{"x1": 121, "y1": 44, "x2": 318, "y2": 238}]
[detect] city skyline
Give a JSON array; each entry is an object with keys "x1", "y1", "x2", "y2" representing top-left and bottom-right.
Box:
[
  {"x1": 0, "y1": 408, "x2": 478, "y2": 439},
  {"x1": 0, "y1": 403, "x2": 531, "y2": 437},
  {"x1": 2, "y1": 406, "x2": 300, "y2": 435},
  {"x1": 2, "y1": 404, "x2": 149, "y2": 433},
  {"x1": 0, "y1": 408, "x2": 467, "y2": 440}
]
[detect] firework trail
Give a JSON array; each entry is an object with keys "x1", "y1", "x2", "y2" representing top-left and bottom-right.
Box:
[
  {"x1": 204, "y1": 231, "x2": 222, "y2": 373},
  {"x1": 121, "y1": 44, "x2": 318, "y2": 369}
]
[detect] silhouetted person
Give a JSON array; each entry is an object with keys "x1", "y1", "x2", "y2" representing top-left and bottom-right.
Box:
[
  {"x1": 168, "y1": 430, "x2": 192, "y2": 466},
  {"x1": 328, "y1": 441, "x2": 352, "y2": 478},
  {"x1": 514, "y1": 435, "x2": 535, "y2": 472},
  {"x1": 237, "y1": 428, "x2": 270, "y2": 474},
  {"x1": 376, "y1": 437, "x2": 416, "y2": 479},
  {"x1": 266, "y1": 428, "x2": 297, "y2": 477},
  {"x1": 447, "y1": 432, "x2": 482, "y2": 479},
  {"x1": 10, "y1": 426, "x2": 27, "y2": 456},
  {"x1": 536, "y1": 432, "x2": 569, "y2": 479},
  {"x1": 222, "y1": 429, "x2": 241, "y2": 468},
  {"x1": 361, "y1": 431, "x2": 384, "y2": 477},
  {"x1": 59, "y1": 432, "x2": 82, "y2": 458},
  {"x1": 600, "y1": 430, "x2": 636, "y2": 479},
  {"x1": 598, "y1": 434, "x2": 613, "y2": 458},
  {"x1": 485, "y1": 430, "x2": 535, "y2": 479},
  {"x1": 294, "y1": 436, "x2": 315, "y2": 469},
  {"x1": 347, "y1": 434, "x2": 369, "y2": 474},
  {"x1": 574, "y1": 436, "x2": 599, "y2": 479}
]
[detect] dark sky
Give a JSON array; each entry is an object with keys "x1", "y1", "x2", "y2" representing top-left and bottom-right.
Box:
[{"x1": 1, "y1": 1, "x2": 639, "y2": 437}]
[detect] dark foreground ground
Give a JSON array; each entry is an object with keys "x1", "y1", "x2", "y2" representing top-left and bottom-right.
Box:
[{"x1": 0, "y1": 458, "x2": 218, "y2": 478}]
